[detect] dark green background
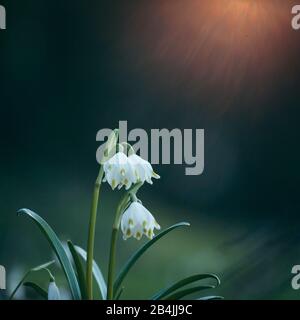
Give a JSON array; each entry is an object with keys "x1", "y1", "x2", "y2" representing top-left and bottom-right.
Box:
[{"x1": 1, "y1": 0, "x2": 300, "y2": 299}]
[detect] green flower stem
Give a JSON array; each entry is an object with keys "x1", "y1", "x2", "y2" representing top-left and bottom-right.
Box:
[
  {"x1": 86, "y1": 166, "x2": 104, "y2": 300},
  {"x1": 107, "y1": 194, "x2": 129, "y2": 300},
  {"x1": 107, "y1": 182, "x2": 143, "y2": 300},
  {"x1": 107, "y1": 228, "x2": 118, "y2": 300}
]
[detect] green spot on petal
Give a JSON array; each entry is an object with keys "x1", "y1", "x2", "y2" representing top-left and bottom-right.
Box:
[{"x1": 136, "y1": 232, "x2": 142, "y2": 239}]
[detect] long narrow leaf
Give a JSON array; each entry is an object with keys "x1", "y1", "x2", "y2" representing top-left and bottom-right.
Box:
[
  {"x1": 24, "y1": 282, "x2": 48, "y2": 299},
  {"x1": 67, "y1": 240, "x2": 87, "y2": 300},
  {"x1": 18, "y1": 208, "x2": 81, "y2": 300},
  {"x1": 198, "y1": 296, "x2": 224, "y2": 300},
  {"x1": 75, "y1": 245, "x2": 107, "y2": 300},
  {"x1": 151, "y1": 274, "x2": 220, "y2": 300},
  {"x1": 115, "y1": 287, "x2": 124, "y2": 300},
  {"x1": 31, "y1": 260, "x2": 56, "y2": 272},
  {"x1": 114, "y1": 222, "x2": 190, "y2": 296},
  {"x1": 163, "y1": 285, "x2": 215, "y2": 300},
  {"x1": 9, "y1": 260, "x2": 55, "y2": 300}
]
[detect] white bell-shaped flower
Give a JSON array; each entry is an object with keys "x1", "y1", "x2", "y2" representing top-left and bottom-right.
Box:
[
  {"x1": 121, "y1": 202, "x2": 161, "y2": 240},
  {"x1": 128, "y1": 154, "x2": 160, "y2": 185},
  {"x1": 103, "y1": 152, "x2": 136, "y2": 190},
  {"x1": 103, "y1": 152, "x2": 160, "y2": 190},
  {"x1": 48, "y1": 280, "x2": 60, "y2": 300}
]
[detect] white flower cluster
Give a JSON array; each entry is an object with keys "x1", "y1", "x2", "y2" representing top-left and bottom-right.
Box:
[
  {"x1": 103, "y1": 151, "x2": 161, "y2": 241},
  {"x1": 103, "y1": 152, "x2": 160, "y2": 190},
  {"x1": 121, "y1": 202, "x2": 161, "y2": 240}
]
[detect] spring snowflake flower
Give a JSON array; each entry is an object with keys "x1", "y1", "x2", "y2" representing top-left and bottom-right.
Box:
[
  {"x1": 121, "y1": 202, "x2": 161, "y2": 240},
  {"x1": 48, "y1": 280, "x2": 60, "y2": 300},
  {"x1": 128, "y1": 154, "x2": 160, "y2": 185},
  {"x1": 103, "y1": 152, "x2": 160, "y2": 190},
  {"x1": 103, "y1": 152, "x2": 136, "y2": 190}
]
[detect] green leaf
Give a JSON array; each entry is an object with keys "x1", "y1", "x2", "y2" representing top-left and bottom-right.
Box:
[
  {"x1": 9, "y1": 260, "x2": 55, "y2": 300},
  {"x1": 198, "y1": 296, "x2": 224, "y2": 300},
  {"x1": 163, "y1": 285, "x2": 215, "y2": 300},
  {"x1": 151, "y1": 274, "x2": 220, "y2": 300},
  {"x1": 67, "y1": 240, "x2": 88, "y2": 300},
  {"x1": 114, "y1": 222, "x2": 190, "y2": 296},
  {"x1": 75, "y1": 245, "x2": 107, "y2": 300},
  {"x1": 31, "y1": 260, "x2": 56, "y2": 272},
  {"x1": 115, "y1": 287, "x2": 124, "y2": 300},
  {"x1": 23, "y1": 282, "x2": 48, "y2": 299},
  {"x1": 18, "y1": 208, "x2": 81, "y2": 300}
]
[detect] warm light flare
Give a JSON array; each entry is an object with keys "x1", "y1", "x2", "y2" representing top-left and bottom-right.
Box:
[{"x1": 118, "y1": 0, "x2": 296, "y2": 114}]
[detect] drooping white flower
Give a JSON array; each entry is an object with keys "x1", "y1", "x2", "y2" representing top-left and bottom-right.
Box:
[
  {"x1": 121, "y1": 202, "x2": 161, "y2": 240},
  {"x1": 128, "y1": 154, "x2": 160, "y2": 185},
  {"x1": 48, "y1": 280, "x2": 60, "y2": 300},
  {"x1": 103, "y1": 152, "x2": 136, "y2": 190},
  {"x1": 103, "y1": 152, "x2": 160, "y2": 190}
]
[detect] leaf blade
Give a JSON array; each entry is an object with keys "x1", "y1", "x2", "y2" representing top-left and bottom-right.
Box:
[
  {"x1": 31, "y1": 260, "x2": 56, "y2": 272},
  {"x1": 18, "y1": 208, "x2": 81, "y2": 300},
  {"x1": 151, "y1": 274, "x2": 220, "y2": 300},
  {"x1": 75, "y1": 245, "x2": 107, "y2": 300},
  {"x1": 23, "y1": 282, "x2": 48, "y2": 299},
  {"x1": 115, "y1": 287, "x2": 124, "y2": 300},
  {"x1": 9, "y1": 260, "x2": 55, "y2": 300},
  {"x1": 67, "y1": 240, "x2": 88, "y2": 300},
  {"x1": 114, "y1": 222, "x2": 190, "y2": 296},
  {"x1": 198, "y1": 296, "x2": 224, "y2": 300},
  {"x1": 163, "y1": 285, "x2": 215, "y2": 300}
]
